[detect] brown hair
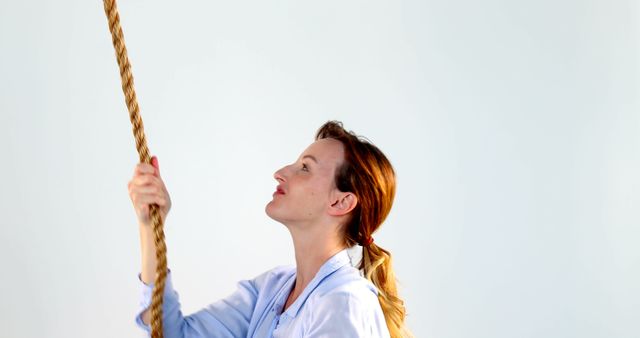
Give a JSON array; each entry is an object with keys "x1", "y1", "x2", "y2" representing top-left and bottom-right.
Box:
[{"x1": 315, "y1": 120, "x2": 412, "y2": 338}]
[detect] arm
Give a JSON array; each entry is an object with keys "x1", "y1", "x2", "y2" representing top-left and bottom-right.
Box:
[
  {"x1": 130, "y1": 158, "x2": 260, "y2": 337},
  {"x1": 135, "y1": 269, "x2": 260, "y2": 338},
  {"x1": 135, "y1": 219, "x2": 262, "y2": 337},
  {"x1": 127, "y1": 156, "x2": 172, "y2": 325}
]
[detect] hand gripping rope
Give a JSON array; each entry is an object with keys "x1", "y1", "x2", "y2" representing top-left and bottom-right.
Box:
[{"x1": 102, "y1": 1, "x2": 168, "y2": 337}]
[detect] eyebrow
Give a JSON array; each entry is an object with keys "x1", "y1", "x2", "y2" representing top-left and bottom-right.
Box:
[{"x1": 302, "y1": 155, "x2": 318, "y2": 163}]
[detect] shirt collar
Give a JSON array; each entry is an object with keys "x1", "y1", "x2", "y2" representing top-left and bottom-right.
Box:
[{"x1": 278, "y1": 248, "x2": 352, "y2": 318}]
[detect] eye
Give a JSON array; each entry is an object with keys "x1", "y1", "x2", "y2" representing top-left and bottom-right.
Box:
[{"x1": 301, "y1": 163, "x2": 309, "y2": 171}]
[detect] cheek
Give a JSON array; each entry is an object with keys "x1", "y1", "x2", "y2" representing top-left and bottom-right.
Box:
[
  {"x1": 296, "y1": 187, "x2": 318, "y2": 205},
  {"x1": 290, "y1": 178, "x2": 332, "y2": 208},
  {"x1": 299, "y1": 182, "x2": 332, "y2": 206}
]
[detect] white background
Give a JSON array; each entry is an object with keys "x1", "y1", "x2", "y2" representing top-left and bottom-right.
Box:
[{"x1": 0, "y1": 0, "x2": 638, "y2": 337}]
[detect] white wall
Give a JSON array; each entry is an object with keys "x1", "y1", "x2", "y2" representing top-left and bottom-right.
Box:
[{"x1": 0, "y1": 0, "x2": 638, "y2": 337}]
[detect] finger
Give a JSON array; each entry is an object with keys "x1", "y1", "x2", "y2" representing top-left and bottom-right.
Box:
[
  {"x1": 131, "y1": 191, "x2": 163, "y2": 207},
  {"x1": 132, "y1": 186, "x2": 161, "y2": 195},
  {"x1": 135, "y1": 163, "x2": 156, "y2": 175},
  {"x1": 134, "y1": 194, "x2": 166, "y2": 207},
  {"x1": 132, "y1": 174, "x2": 161, "y2": 187},
  {"x1": 151, "y1": 156, "x2": 161, "y2": 177}
]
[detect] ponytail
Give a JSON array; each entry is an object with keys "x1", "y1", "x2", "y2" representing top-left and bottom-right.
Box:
[{"x1": 362, "y1": 244, "x2": 413, "y2": 338}]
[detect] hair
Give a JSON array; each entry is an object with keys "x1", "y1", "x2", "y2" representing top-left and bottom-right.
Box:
[{"x1": 315, "y1": 120, "x2": 412, "y2": 338}]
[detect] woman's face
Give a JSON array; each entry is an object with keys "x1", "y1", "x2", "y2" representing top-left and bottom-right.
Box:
[{"x1": 265, "y1": 138, "x2": 349, "y2": 228}]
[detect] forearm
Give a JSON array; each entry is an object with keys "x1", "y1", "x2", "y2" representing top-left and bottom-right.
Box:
[
  {"x1": 139, "y1": 223, "x2": 158, "y2": 286},
  {"x1": 139, "y1": 223, "x2": 158, "y2": 325}
]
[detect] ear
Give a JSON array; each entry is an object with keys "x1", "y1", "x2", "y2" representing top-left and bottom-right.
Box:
[{"x1": 328, "y1": 191, "x2": 358, "y2": 217}]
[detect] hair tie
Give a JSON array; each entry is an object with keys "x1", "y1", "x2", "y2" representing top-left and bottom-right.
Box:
[{"x1": 363, "y1": 236, "x2": 374, "y2": 246}]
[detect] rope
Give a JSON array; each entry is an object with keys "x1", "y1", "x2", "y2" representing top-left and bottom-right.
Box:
[{"x1": 102, "y1": 1, "x2": 168, "y2": 337}]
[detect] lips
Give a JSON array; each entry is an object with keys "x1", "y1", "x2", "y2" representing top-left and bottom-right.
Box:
[{"x1": 276, "y1": 186, "x2": 285, "y2": 194}]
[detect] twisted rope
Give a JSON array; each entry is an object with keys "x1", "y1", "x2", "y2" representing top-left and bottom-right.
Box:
[{"x1": 102, "y1": 1, "x2": 168, "y2": 337}]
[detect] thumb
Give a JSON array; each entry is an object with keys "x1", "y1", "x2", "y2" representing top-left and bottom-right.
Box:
[{"x1": 151, "y1": 156, "x2": 161, "y2": 177}]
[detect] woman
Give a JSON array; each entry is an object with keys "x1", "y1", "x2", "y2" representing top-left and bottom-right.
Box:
[{"x1": 129, "y1": 121, "x2": 411, "y2": 337}]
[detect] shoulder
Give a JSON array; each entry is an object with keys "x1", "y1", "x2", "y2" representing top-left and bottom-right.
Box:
[
  {"x1": 302, "y1": 265, "x2": 390, "y2": 337},
  {"x1": 306, "y1": 264, "x2": 383, "y2": 318},
  {"x1": 312, "y1": 264, "x2": 379, "y2": 303}
]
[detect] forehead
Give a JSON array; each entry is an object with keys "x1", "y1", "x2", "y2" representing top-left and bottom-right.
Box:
[{"x1": 301, "y1": 138, "x2": 345, "y2": 167}]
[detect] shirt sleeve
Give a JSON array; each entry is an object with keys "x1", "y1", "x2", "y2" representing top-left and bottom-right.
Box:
[
  {"x1": 303, "y1": 291, "x2": 391, "y2": 338},
  {"x1": 135, "y1": 269, "x2": 259, "y2": 338}
]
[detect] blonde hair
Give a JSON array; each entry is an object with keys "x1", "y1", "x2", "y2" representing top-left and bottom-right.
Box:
[{"x1": 315, "y1": 121, "x2": 413, "y2": 338}]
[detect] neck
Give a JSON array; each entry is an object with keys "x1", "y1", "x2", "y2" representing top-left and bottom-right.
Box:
[{"x1": 288, "y1": 224, "x2": 346, "y2": 296}]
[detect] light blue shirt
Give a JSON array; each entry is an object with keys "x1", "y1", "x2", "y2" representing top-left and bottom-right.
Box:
[{"x1": 135, "y1": 248, "x2": 390, "y2": 337}]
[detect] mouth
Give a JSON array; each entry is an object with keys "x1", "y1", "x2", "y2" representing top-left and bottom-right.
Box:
[{"x1": 274, "y1": 187, "x2": 285, "y2": 195}]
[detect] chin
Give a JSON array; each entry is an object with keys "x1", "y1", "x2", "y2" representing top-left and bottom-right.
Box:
[
  {"x1": 264, "y1": 203, "x2": 292, "y2": 228},
  {"x1": 264, "y1": 202, "x2": 281, "y2": 221}
]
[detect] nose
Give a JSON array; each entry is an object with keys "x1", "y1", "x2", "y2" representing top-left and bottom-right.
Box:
[{"x1": 273, "y1": 166, "x2": 287, "y2": 183}]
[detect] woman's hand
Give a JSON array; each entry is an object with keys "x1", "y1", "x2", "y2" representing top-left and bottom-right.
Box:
[{"x1": 127, "y1": 156, "x2": 172, "y2": 227}]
